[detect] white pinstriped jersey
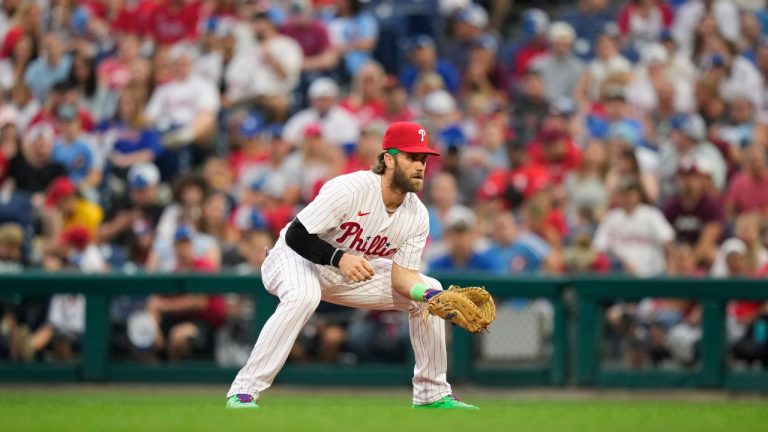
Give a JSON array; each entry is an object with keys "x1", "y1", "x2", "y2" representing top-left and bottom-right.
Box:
[{"x1": 284, "y1": 170, "x2": 429, "y2": 271}]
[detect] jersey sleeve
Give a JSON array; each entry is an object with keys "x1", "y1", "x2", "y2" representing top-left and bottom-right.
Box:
[
  {"x1": 296, "y1": 178, "x2": 351, "y2": 235},
  {"x1": 393, "y1": 204, "x2": 428, "y2": 270}
]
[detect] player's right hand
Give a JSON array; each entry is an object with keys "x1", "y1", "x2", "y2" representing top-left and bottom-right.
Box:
[{"x1": 338, "y1": 253, "x2": 374, "y2": 283}]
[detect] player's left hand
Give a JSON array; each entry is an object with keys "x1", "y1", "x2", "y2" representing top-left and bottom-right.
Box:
[{"x1": 426, "y1": 286, "x2": 496, "y2": 333}]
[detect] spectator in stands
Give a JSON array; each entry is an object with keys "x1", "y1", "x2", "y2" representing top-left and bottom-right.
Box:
[
  {"x1": 506, "y1": 8, "x2": 550, "y2": 83},
  {"x1": 225, "y1": 12, "x2": 303, "y2": 119},
  {"x1": 526, "y1": 120, "x2": 582, "y2": 187},
  {"x1": 509, "y1": 68, "x2": 549, "y2": 147},
  {"x1": 560, "y1": 0, "x2": 620, "y2": 59},
  {"x1": 155, "y1": 174, "x2": 209, "y2": 246},
  {"x1": 428, "y1": 206, "x2": 499, "y2": 274},
  {"x1": 460, "y1": 34, "x2": 507, "y2": 101},
  {"x1": 0, "y1": 32, "x2": 36, "y2": 92},
  {"x1": 658, "y1": 114, "x2": 727, "y2": 203},
  {"x1": 281, "y1": 0, "x2": 339, "y2": 93},
  {"x1": 98, "y1": 163, "x2": 165, "y2": 266},
  {"x1": 564, "y1": 139, "x2": 610, "y2": 225},
  {"x1": 574, "y1": 32, "x2": 632, "y2": 106},
  {"x1": 724, "y1": 145, "x2": 768, "y2": 218},
  {"x1": 717, "y1": 96, "x2": 761, "y2": 156},
  {"x1": 199, "y1": 190, "x2": 237, "y2": 256},
  {"x1": 237, "y1": 125, "x2": 300, "y2": 206},
  {"x1": 0, "y1": 223, "x2": 24, "y2": 272},
  {"x1": 381, "y1": 77, "x2": 417, "y2": 124},
  {"x1": 99, "y1": 90, "x2": 163, "y2": 182},
  {"x1": 672, "y1": 0, "x2": 740, "y2": 58},
  {"x1": 51, "y1": 103, "x2": 102, "y2": 194},
  {"x1": 345, "y1": 123, "x2": 384, "y2": 173},
  {"x1": 444, "y1": 3, "x2": 491, "y2": 72},
  {"x1": 146, "y1": 43, "x2": 220, "y2": 178},
  {"x1": 328, "y1": 0, "x2": 379, "y2": 79},
  {"x1": 68, "y1": 53, "x2": 98, "y2": 116},
  {"x1": 663, "y1": 158, "x2": 725, "y2": 267},
  {"x1": 147, "y1": 0, "x2": 203, "y2": 46},
  {"x1": 8, "y1": 83, "x2": 38, "y2": 131},
  {"x1": 146, "y1": 226, "x2": 226, "y2": 361},
  {"x1": 487, "y1": 210, "x2": 556, "y2": 274},
  {"x1": 626, "y1": 43, "x2": 696, "y2": 115},
  {"x1": 593, "y1": 177, "x2": 675, "y2": 276},
  {"x1": 1, "y1": 1, "x2": 42, "y2": 59},
  {"x1": 426, "y1": 171, "x2": 461, "y2": 245},
  {"x1": 711, "y1": 212, "x2": 768, "y2": 277},
  {"x1": 340, "y1": 61, "x2": 387, "y2": 127},
  {"x1": 95, "y1": 34, "x2": 150, "y2": 119},
  {"x1": 530, "y1": 21, "x2": 584, "y2": 102},
  {"x1": 283, "y1": 77, "x2": 359, "y2": 151},
  {"x1": 399, "y1": 35, "x2": 459, "y2": 95},
  {"x1": 617, "y1": 0, "x2": 673, "y2": 56},
  {"x1": 24, "y1": 32, "x2": 72, "y2": 101},
  {"x1": 479, "y1": 142, "x2": 550, "y2": 213},
  {"x1": 7, "y1": 123, "x2": 66, "y2": 197},
  {"x1": 41, "y1": 176, "x2": 103, "y2": 244},
  {"x1": 232, "y1": 229, "x2": 274, "y2": 274}
]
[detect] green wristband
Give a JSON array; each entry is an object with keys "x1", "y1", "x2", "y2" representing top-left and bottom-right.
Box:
[{"x1": 410, "y1": 283, "x2": 428, "y2": 302}]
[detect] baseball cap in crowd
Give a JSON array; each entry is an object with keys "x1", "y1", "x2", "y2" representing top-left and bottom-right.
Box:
[
  {"x1": 60, "y1": 225, "x2": 91, "y2": 251},
  {"x1": 423, "y1": 90, "x2": 457, "y2": 116},
  {"x1": 308, "y1": 77, "x2": 339, "y2": 100},
  {"x1": 127, "y1": 162, "x2": 160, "y2": 189},
  {"x1": 409, "y1": 34, "x2": 436, "y2": 51},
  {"x1": 670, "y1": 113, "x2": 706, "y2": 141},
  {"x1": 174, "y1": 225, "x2": 194, "y2": 243},
  {"x1": 677, "y1": 157, "x2": 713, "y2": 177},
  {"x1": 239, "y1": 115, "x2": 263, "y2": 139},
  {"x1": 25, "y1": 123, "x2": 55, "y2": 142},
  {"x1": 548, "y1": 97, "x2": 577, "y2": 117},
  {"x1": 521, "y1": 8, "x2": 549, "y2": 39},
  {"x1": 235, "y1": 207, "x2": 268, "y2": 231},
  {"x1": 473, "y1": 34, "x2": 498, "y2": 53},
  {"x1": 56, "y1": 103, "x2": 78, "y2": 122},
  {"x1": 381, "y1": 122, "x2": 440, "y2": 156},
  {"x1": 444, "y1": 206, "x2": 477, "y2": 232},
  {"x1": 45, "y1": 176, "x2": 76, "y2": 206},
  {"x1": 548, "y1": 21, "x2": 575, "y2": 43},
  {"x1": 455, "y1": 4, "x2": 488, "y2": 28}
]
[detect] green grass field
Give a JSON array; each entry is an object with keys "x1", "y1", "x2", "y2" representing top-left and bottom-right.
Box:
[{"x1": 1, "y1": 388, "x2": 766, "y2": 432}]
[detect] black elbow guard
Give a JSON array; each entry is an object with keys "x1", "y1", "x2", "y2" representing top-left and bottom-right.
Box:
[{"x1": 285, "y1": 218, "x2": 343, "y2": 267}]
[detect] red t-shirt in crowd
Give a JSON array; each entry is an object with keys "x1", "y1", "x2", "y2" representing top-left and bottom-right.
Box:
[
  {"x1": 97, "y1": 58, "x2": 133, "y2": 90},
  {"x1": 527, "y1": 138, "x2": 582, "y2": 185},
  {"x1": 479, "y1": 163, "x2": 551, "y2": 202},
  {"x1": 113, "y1": 0, "x2": 157, "y2": 35},
  {"x1": 1, "y1": 26, "x2": 24, "y2": 58},
  {"x1": 724, "y1": 172, "x2": 768, "y2": 215},
  {"x1": 662, "y1": 194, "x2": 724, "y2": 245},
  {"x1": 174, "y1": 257, "x2": 226, "y2": 328},
  {"x1": 281, "y1": 20, "x2": 331, "y2": 57},
  {"x1": 147, "y1": 0, "x2": 203, "y2": 45}
]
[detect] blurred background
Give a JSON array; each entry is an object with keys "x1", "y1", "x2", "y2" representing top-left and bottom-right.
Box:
[{"x1": 0, "y1": 0, "x2": 767, "y2": 390}]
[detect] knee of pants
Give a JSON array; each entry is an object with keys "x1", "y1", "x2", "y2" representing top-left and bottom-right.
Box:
[{"x1": 282, "y1": 289, "x2": 322, "y2": 316}]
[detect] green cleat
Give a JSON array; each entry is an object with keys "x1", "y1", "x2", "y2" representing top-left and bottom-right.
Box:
[
  {"x1": 413, "y1": 395, "x2": 479, "y2": 410},
  {"x1": 226, "y1": 394, "x2": 259, "y2": 409}
]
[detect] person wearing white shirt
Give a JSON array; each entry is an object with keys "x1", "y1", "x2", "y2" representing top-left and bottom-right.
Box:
[
  {"x1": 145, "y1": 44, "x2": 220, "y2": 177},
  {"x1": 593, "y1": 178, "x2": 675, "y2": 276},
  {"x1": 225, "y1": 12, "x2": 303, "y2": 114},
  {"x1": 672, "y1": 0, "x2": 740, "y2": 57},
  {"x1": 282, "y1": 77, "x2": 360, "y2": 150}
]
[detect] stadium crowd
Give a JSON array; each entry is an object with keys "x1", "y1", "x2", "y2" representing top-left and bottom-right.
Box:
[{"x1": 1, "y1": 0, "x2": 767, "y2": 369}]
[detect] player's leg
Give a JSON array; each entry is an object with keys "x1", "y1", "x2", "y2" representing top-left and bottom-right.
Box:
[
  {"x1": 227, "y1": 246, "x2": 322, "y2": 405},
  {"x1": 319, "y1": 260, "x2": 453, "y2": 405}
]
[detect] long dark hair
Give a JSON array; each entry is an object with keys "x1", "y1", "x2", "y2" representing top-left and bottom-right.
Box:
[{"x1": 69, "y1": 54, "x2": 97, "y2": 99}]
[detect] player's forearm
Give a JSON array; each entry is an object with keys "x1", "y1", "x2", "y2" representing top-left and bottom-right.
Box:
[
  {"x1": 285, "y1": 218, "x2": 343, "y2": 267},
  {"x1": 392, "y1": 264, "x2": 437, "y2": 302}
]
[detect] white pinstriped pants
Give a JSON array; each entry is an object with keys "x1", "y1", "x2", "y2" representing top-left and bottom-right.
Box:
[{"x1": 227, "y1": 241, "x2": 452, "y2": 404}]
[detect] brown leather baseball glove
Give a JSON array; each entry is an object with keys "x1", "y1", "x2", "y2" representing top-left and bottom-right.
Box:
[{"x1": 426, "y1": 285, "x2": 496, "y2": 333}]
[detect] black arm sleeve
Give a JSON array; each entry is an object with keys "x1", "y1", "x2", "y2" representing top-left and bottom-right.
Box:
[{"x1": 285, "y1": 218, "x2": 344, "y2": 267}]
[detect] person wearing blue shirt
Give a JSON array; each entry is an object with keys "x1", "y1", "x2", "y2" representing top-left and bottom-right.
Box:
[
  {"x1": 52, "y1": 104, "x2": 103, "y2": 192},
  {"x1": 428, "y1": 207, "x2": 500, "y2": 274},
  {"x1": 98, "y1": 91, "x2": 163, "y2": 180},
  {"x1": 399, "y1": 35, "x2": 460, "y2": 94},
  {"x1": 485, "y1": 211, "x2": 552, "y2": 274},
  {"x1": 24, "y1": 32, "x2": 73, "y2": 101},
  {"x1": 328, "y1": 0, "x2": 379, "y2": 78}
]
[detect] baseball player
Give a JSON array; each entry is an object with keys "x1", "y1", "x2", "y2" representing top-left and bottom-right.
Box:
[{"x1": 226, "y1": 122, "x2": 478, "y2": 410}]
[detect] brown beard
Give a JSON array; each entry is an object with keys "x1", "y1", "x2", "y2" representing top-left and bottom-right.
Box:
[{"x1": 390, "y1": 157, "x2": 423, "y2": 193}]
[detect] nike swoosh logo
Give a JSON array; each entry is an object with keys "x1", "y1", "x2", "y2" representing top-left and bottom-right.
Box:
[{"x1": 357, "y1": 211, "x2": 371, "y2": 217}]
